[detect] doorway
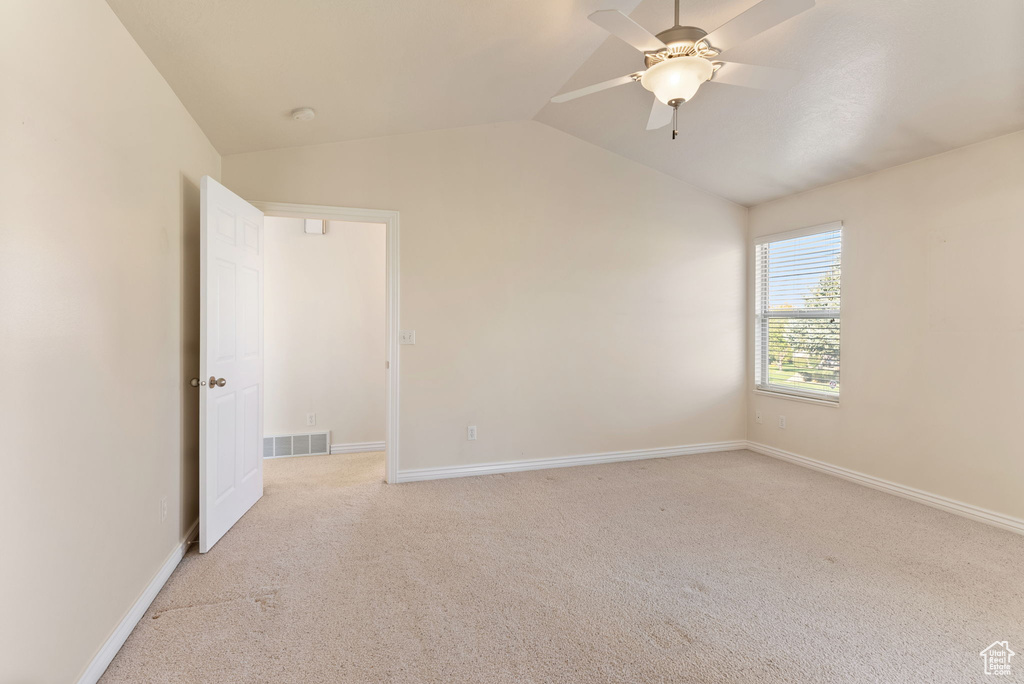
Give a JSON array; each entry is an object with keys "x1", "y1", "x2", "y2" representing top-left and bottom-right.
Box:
[{"x1": 253, "y1": 202, "x2": 400, "y2": 483}]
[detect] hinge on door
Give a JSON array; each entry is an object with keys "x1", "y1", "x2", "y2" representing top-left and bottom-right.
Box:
[{"x1": 386, "y1": 360, "x2": 390, "y2": 369}]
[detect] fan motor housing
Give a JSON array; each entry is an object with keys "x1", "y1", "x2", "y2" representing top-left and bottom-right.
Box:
[{"x1": 645, "y1": 26, "x2": 710, "y2": 66}]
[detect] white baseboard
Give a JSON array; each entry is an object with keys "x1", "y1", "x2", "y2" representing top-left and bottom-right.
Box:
[
  {"x1": 746, "y1": 441, "x2": 1024, "y2": 536},
  {"x1": 396, "y1": 438, "x2": 1023, "y2": 536},
  {"x1": 264, "y1": 450, "x2": 331, "y2": 460},
  {"x1": 396, "y1": 441, "x2": 748, "y2": 483},
  {"x1": 77, "y1": 519, "x2": 199, "y2": 684},
  {"x1": 331, "y1": 441, "x2": 386, "y2": 455},
  {"x1": 69, "y1": 440, "x2": 1021, "y2": 683}
]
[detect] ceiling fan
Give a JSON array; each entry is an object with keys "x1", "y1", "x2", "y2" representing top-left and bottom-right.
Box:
[{"x1": 552, "y1": 0, "x2": 814, "y2": 138}]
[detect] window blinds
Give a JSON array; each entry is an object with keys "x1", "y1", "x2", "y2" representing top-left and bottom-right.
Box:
[{"x1": 755, "y1": 224, "x2": 842, "y2": 401}]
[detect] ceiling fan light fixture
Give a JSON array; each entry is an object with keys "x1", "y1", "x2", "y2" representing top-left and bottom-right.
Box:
[
  {"x1": 640, "y1": 56, "x2": 714, "y2": 105},
  {"x1": 551, "y1": 0, "x2": 816, "y2": 138}
]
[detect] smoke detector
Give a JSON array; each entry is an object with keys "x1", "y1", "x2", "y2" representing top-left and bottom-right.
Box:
[{"x1": 291, "y1": 107, "x2": 316, "y2": 121}]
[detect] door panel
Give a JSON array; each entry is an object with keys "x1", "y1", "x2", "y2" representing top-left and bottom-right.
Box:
[
  {"x1": 242, "y1": 386, "x2": 260, "y2": 477},
  {"x1": 214, "y1": 261, "x2": 236, "y2": 363},
  {"x1": 200, "y1": 176, "x2": 264, "y2": 553},
  {"x1": 214, "y1": 395, "x2": 237, "y2": 500}
]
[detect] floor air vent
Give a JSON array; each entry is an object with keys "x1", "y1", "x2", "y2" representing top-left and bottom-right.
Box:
[{"x1": 263, "y1": 432, "x2": 331, "y2": 459}]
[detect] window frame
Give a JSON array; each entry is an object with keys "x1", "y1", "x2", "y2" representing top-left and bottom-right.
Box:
[{"x1": 753, "y1": 221, "x2": 843, "y2": 404}]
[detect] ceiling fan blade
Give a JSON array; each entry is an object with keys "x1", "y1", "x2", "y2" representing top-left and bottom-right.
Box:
[
  {"x1": 550, "y1": 74, "x2": 637, "y2": 103},
  {"x1": 704, "y1": 0, "x2": 814, "y2": 53},
  {"x1": 646, "y1": 99, "x2": 673, "y2": 130},
  {"x1": 589, "y1": 10, "x2": 664, "y2": 53},
  {"x1": 709, "y1": 61, "x2": 799, "y2": 90}
]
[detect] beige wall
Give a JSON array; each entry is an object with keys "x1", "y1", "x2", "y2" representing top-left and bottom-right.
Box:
[
  {"x1": 264, "y1": 218, "x2": 386, "y2": 444},
  {"x1": 0, "y1": 0, "x2": 220, "y2": 681},
  {"x1": 224, "y1": 121, "x2": 748, "y2": 471},
  {"x1": 2, "y1": 3, "x2": 1019, "y2": 681},
  {"x1": 747, "y1": 130, "x2": 1024, "y2": 520}
]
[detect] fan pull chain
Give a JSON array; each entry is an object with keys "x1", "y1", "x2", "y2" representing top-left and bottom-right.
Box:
[{"x1": 672, "y1": 105, "x2": 678, "y2": 139}]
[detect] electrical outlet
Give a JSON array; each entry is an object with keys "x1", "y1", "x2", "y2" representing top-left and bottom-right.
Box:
[
  {"x1": 467, "y1": 425, "x2": 477, "y2": 441},
  {"x1": 160, "y1": 496, "x2": 168, "y2": 522},
  {"x1": 306, "y1": 413, "x2": 316, "y2": 426},
  {"x1": 755, "y1": 410, "x2": 763, "y2": 424},
  {"x1": 399, "y1": 330, "x2": 416, "y2": 345},
  {"x1": 778, "y1": 415, "x2": 786, "y2": 429}
]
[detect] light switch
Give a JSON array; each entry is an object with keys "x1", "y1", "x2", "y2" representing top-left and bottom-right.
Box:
[{"x1": 399, "y1": 330, "x2": 416, "y2": 345}]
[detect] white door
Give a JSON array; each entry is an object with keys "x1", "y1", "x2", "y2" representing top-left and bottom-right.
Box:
[{"x1": 199, "y1": 176, "x2": 264, "y2": 553}]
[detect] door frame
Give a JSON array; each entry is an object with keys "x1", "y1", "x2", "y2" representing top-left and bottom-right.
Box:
[{"x1": 251, "y1": 201, "x2": 400, "y2": 484}]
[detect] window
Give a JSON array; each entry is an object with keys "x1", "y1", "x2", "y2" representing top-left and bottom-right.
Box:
[{"x1": 755, "y1": 223, "x2": 842, "y2": 402}]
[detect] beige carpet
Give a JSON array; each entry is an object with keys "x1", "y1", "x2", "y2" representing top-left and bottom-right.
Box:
[{"x1": 101, "y1": 450, "x2": 1023, "y2": 683}]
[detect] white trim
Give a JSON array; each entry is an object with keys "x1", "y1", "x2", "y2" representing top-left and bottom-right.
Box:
[
  {"x1": 263, "y1": 452, "x2": 331, "y2": 460},
  {"x1": 253, "y1": 201, "x2": 400, "y2": 484},
  {"x1": 752, "y1": 221, "x2": 844, "y2": 403},
  {"x1": 396, "y1": 441, "x2": 747, "y2": 483},
  {"x1": 397, "y1": 438, "x2": 1024, "y2": 536},
  {"x1": 752, "y1": 220, "x2": 843, "y2": 245},
  {"x1": 331, "y1": 441, "x2": 386, "y2": 454},
  {"x1": 745, "y1": 441, "x2": 1024, "y2": 536},
  {"x1": 752, "y1": 388, "x2": 840, "y2": 407},
  {"x1": 77, "y1": 520, "x2": 199, "y2": 684},
  {"x1": 75, "y1": 440, "x2": 1021, "y2": 682}
]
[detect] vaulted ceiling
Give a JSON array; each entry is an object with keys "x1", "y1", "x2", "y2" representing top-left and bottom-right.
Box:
[
  {"x1": 104, "y1": 0, "x2": 642, "y2": 154},
  {"x1": 538, "y1": 0, "x2": 1024, "y2": 204},
  {"x1": 108, "y1": 0, "x2": 1024, "y2": 205}
]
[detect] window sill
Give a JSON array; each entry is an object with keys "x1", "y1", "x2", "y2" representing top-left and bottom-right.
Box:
[{"x1": 753, "y1": 389, "x2": 840, "y2": 408}]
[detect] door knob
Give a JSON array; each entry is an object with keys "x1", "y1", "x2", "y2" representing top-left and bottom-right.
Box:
[
  {"x1": 189, "y1": 378, "x2": 206, "y2": 387},
  {"x1": 209, "y1": 376, "x2": 227, "y2": 388}
]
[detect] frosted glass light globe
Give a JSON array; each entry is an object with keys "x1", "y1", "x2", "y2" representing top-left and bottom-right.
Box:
[{"x1": 640, "y1": 57, "x2": 714, "y2": 105}]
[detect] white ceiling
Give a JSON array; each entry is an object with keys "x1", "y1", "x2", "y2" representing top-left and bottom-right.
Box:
[
  {"x1": 538, "y1": 0, "x2": 1024, "y2": 204},
  {"x1": 108, "y1": 0, "x2": 1024, "y2": 206},
  {"x1": 105, "y1": 0, "x2": 642, "y2": 155}
]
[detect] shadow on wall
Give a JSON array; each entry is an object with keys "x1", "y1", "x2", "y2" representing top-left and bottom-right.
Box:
[{"x1": 179, "y1": 173, "x2": 201, "y2": 535}]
